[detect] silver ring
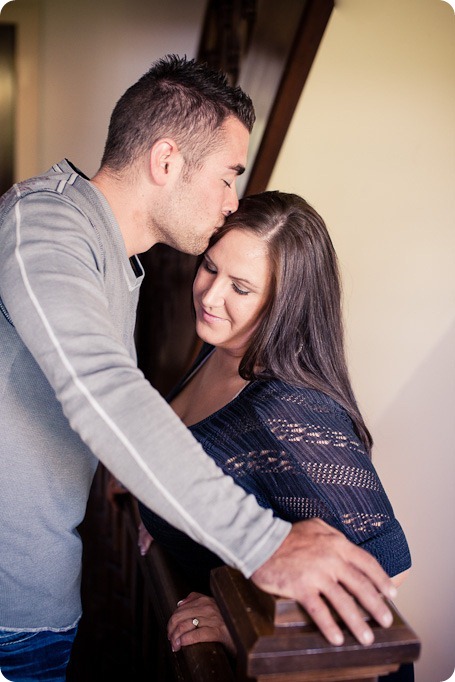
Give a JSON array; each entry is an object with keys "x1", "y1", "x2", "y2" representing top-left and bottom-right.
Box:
[{"x1": 192, "y1": 617, "x2": 200, "y2": 629}]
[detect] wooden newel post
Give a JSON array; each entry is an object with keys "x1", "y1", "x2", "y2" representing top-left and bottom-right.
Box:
[{"x1": 210, "y1": 567, "x2": 420, "y2": 682}]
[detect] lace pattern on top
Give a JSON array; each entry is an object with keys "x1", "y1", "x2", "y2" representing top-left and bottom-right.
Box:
[{"x1": 140, "y1": 347, "x2": 411, "y2": 578}]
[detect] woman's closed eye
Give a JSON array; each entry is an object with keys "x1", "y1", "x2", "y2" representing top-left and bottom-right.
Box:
[
  {"x1": 202, "y1": 258, "x2": 217, "y2": 274},
  {"x1": 232, "y1": 281, "x2": 249, "y2": 295},
  {"x1": 201, "y1": 255, "x2": 252, "y2": 294}
]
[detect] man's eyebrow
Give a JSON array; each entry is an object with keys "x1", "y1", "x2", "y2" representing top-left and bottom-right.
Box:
[{"x1": 229, "y1": 164, "x2": 245, "y2": 176}]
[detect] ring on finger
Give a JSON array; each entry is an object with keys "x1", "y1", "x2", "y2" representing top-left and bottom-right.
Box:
[{"x1": 192, "y1": 617, "x2": 200, "y2": 629}]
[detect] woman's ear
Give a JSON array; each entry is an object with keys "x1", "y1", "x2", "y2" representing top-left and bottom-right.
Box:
[{"x1": 149, "y1": 139, "x2": 181, "y2": 185}]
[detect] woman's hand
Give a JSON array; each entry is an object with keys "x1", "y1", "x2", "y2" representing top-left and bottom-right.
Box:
[
  {"x1": 167, "y1": 592, "x2": 236, "y2": 656},
  {"x1": 137, "y1": 521, "x2": 154, "y2": 556}
]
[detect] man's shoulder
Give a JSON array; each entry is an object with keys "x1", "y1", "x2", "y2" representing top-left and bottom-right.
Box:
[
  {"x1": 0, "y1": 160, "x2": 109, "y2": 239},
  {"x1": 12, "y1": 160, "x2": 87, "y2": 198},
  {"x1": 0, "y1": 160, "x2": 86, "y2": 211}
]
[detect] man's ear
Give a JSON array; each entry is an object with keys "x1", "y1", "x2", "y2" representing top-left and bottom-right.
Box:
[{"x1": 149, "y1": 139, "x2": 181, "y2": 185}]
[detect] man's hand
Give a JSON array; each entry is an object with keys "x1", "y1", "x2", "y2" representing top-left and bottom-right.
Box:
[{"x1": 251, "y1": 519, "x2": 397, "y2": 647}]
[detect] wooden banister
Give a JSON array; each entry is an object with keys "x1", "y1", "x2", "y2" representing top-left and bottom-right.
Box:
[
  {"x1": 72, "y1": 467, "x2": 420, "y2": 680},
  {"x1": 123, "y1": 488, "x2": 420, "y2": 681},
  {"x1": 124, "y1": 494, "x2": 236, "y2": 681},
  {"x1": 210, "y1": 567, "x2": 420, "y2": 682}
]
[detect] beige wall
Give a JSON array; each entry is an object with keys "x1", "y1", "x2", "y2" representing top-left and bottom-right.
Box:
[
  {"x1": 0, "y1": 0, "x2": 40, "y2": 180},
  {"x1": 270, "y1": 1, "x2": 455, "y2": 681},
  {"x1": 1, "y1": 0, "x2": 207, "y2": 178}
]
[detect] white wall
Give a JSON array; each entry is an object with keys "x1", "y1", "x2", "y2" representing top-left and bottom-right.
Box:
[
  {"x1": 1, "y1": 0, "x2": 207, "y2": 178},
  {"x1": 269, "y1": 1, "x2": 455, "y2": 681}
]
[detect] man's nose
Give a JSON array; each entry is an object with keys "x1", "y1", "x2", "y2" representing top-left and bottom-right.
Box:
[{"x1": 223, "y1": 187, "x2": 239, "y2": 217}]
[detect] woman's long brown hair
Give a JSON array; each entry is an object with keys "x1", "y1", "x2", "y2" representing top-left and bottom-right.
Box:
[{"x1": 204, "y1": 191, "x2": 373, "y2": 452}]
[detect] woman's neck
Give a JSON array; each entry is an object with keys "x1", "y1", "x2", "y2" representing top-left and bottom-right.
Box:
[
  {"x1": 206, "y1": 346, "x2": 243, "y2": 378},
  {"x1": 170, "y1": 346, "x2": 249, "y2": 427}
]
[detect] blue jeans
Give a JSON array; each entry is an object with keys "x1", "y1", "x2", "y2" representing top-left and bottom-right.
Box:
[{"x1": 0, "y1": 626, "x2": 77, "y2": 682}]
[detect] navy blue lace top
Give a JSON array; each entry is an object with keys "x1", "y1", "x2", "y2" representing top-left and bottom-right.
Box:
[{"x1": 140, "y1": 346, "x2": 411, "y2": 589}]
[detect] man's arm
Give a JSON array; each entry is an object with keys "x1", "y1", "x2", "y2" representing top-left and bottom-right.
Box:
[
  {"x1": 0, "y1": 186, "x2": 395, "y2": 644},
  {"x1": 0, "y1": 187, "x2": 290, "y2": 574}
]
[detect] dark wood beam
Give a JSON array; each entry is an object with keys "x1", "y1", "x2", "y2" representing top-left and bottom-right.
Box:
[{"x1": 245, "y1": 0, "x2": 334, "y2": 195}]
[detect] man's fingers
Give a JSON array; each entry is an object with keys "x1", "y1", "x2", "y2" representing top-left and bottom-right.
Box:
[
  {"x1": 251, "y1": 519, "x2": 399, "y2": 647},
  {"x1": 345, "y1": 544, "x2": 398, "y2": 602},
  {"x1": 323, "y1": 582, "x2": 376, "y2": 646},
  {"x1": 339, "y1": 566, "x2": 394, "y2": 630},
  {"x1": 300, "y1": 593, "x2": 345, "y2": 646},
  {"x1": 307, "y1": 560, "x2": 394, "y2": 646}
]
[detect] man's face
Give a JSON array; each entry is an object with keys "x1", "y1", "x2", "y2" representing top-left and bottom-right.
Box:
[{"x1": 154, "y1": 116, "x2": 249, "y2": 255}]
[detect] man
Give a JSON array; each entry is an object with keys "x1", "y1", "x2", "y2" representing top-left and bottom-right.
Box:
[{"x1": 0, "y1": 55, "x2": 395, "y2": 681}]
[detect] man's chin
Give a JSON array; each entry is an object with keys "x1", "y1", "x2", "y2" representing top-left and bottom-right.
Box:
[{"x1": 196, "y1": 235, "x2": 213, "y2": 255}]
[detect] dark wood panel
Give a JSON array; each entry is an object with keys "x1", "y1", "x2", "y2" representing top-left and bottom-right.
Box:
[
  {"x1": 245, "y1": 0, "x2": 334, "y2": 195},
  {"x1": 135, "y1": 245, "x2": 199, "y2": 396}
]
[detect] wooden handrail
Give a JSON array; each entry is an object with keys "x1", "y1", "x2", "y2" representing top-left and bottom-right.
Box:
[
  {"x1": 73, "y1": 466, "x2": 420, "y2": 681},
  {"x1": 122, "y1": 486, "x2": 420, "y2": 680},
  {"x1": 125, "y1": 499, "x2": 236, "y2": 681},
  {"x1": 211, "y1": 567, "x2": 420, "y2": 682}
]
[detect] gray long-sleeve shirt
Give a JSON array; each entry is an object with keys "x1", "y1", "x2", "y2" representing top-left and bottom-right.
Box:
[{"x1": 0, "y1": 160, "x2": 289, "y2": 630}]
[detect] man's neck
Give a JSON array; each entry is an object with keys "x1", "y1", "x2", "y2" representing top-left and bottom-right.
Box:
[{"x1": 90, "y1": 167, "x2": 157, "y2": 257}]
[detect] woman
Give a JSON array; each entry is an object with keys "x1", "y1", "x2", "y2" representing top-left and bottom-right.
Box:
[{"x1": 138, "y1": 191, "x2": 411, "y2": 667}]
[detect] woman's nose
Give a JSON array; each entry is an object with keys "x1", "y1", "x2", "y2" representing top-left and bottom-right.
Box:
[{"x1": 202, "y1": 281, "x2": 225, "y2": 308}]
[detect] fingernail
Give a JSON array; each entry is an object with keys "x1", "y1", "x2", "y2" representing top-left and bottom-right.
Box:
[
  {"x1": 332, "y1": 633, "x2": 344, "y2": 646},
  {"x1": 388, "y1": 585, "x2": 398, "y2": 599},
  {"x1": 362, "y1": 629, "x2": 374, "y2": 646},
  {"x1": 177, "y1": 600, "x2": 184, "y2": 606},
  {"x1": 381, "y1": 611, "x2": 393, "y2": 628}
]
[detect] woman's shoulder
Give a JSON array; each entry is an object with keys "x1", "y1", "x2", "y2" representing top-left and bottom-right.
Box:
[
  {"x1": 240, "y1": 378, "x2": 363, "y2": 450},
  {"x1": 247, "y1": 378, "x2": 348, "y2": 419}
]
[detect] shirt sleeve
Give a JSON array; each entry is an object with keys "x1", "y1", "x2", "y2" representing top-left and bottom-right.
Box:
[{"x1": 0, "y1": 190, "x2": 290, "y2": 577}]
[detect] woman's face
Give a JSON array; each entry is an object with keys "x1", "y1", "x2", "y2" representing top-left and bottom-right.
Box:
[{"x1": 193, "y1": 228, "x2": 271, "y2": 355}]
